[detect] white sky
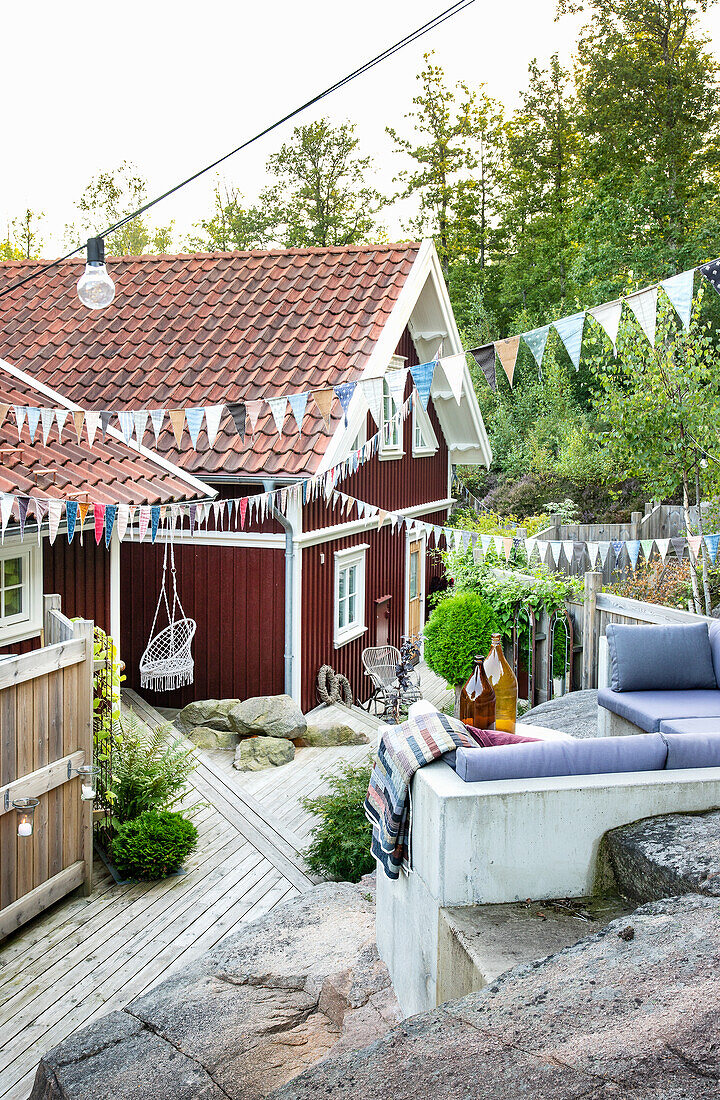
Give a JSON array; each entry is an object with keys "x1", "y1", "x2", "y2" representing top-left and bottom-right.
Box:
[{"x1": 3, "y1": 0, "x2": 720, "y2": 254}]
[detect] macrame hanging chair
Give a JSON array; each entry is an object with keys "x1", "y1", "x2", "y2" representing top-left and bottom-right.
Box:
[{"x1": 140, "y1": 532, "x2": 196, "y2": 692}]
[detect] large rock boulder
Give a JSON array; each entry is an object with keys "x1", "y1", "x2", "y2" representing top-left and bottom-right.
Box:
[
  {"x1": 30, "y1": 883, "x2": 400, "y2": 1100},
  {"x1": 233, "y1": 735, "x2": 295, "y2": 771},
  {"x1": 297, "y1": 710, "x2": 369, "y2": 747},
  {"x1": 175, "y1": 695, "x2": 307, "y2": 741},
  {"x1": 269, "y1": 895, "x2": 720, "y2": 1099},
  {"x1": 603, "y1": 810, "x2": 720, "y2": 902},
  {"x1": 186, "y1": 726, "x2": 239, "y2": 751},
  {"x1": 519, "y1": 689, "x2": 598, "y2": 739},
  {"x1": 175, "y1": 699, "x2": 239, "y2": 735},
  {"x1": 230, "y1": 694, "x2": 307, "y2": 740}
]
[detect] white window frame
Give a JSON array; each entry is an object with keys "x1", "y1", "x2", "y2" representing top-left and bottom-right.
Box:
[
  {"x1": 0, "y1": 542, "x2": 42, "y2": 645},
  {"x1": 412, "y1": 398, "x2": 439, "y2": 457},
  {"x1": 350, "y1": 417, "x2": 367, "y2": 453},
  {"x1": 333, "y1": 543, "x2": 369, "y2": 647},
  {"x1": 380, "y1": 355, "x2": 406, "y2": 460}
]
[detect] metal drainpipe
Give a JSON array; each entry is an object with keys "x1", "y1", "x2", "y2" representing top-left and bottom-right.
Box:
[{"x1": 264, "y1": 480, "x2": 294, "y2": 698}]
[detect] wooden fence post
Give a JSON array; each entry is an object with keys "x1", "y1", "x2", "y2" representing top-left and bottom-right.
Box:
[
  {"x1": 582, "y1": 571, "x2": 603, "y2": 690},
  {"x1": 630, "y1": 512, "x2": 642, "y2": 539},
  {"x1": 73, "y1": 619, "x2": 95, "y2": 897},
  {"x1": 43, "y1": 594, "x2": 61, "y2": 646}
]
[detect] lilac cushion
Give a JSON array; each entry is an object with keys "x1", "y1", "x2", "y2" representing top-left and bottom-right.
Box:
[
  {"x1": 659, "y1": 717, "x2": 720, "y2": 736},
  {"x1": 453, "y1": 733, "x2": 667, "y2": 783},
  {"x1": 598, "y1": 687, "x2": 720, "y2": 733},
  {"x1": 661, "y1": 731, "x2": 720, "y2": 770},
  {"x1": 606, "y1": 622, "x2": 716, "y2": 692}
]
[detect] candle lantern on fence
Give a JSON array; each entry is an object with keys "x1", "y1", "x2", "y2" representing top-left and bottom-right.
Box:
[
  {"x1": 76, "y1": 765, "x2": 100, "y2": 801},
  {"x1": 13, "y1": 798, "x2": 39, "y2": 837}
]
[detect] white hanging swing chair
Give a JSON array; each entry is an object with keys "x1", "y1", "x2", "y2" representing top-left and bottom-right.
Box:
[{"x1": 140, "y1": 531, "x2": 196, "y2": 692}]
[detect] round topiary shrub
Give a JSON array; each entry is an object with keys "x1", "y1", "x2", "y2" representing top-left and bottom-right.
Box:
[
  {"x1": 423, "y1": 591, "x2": 499, "y2": 712},
  {"x1": 110, "y1": 810, "x2": 198, "y2": 881}
]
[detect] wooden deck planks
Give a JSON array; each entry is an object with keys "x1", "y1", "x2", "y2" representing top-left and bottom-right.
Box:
[{"x1": 0, "y1": 688, "x2": 384, "y2": 1099}]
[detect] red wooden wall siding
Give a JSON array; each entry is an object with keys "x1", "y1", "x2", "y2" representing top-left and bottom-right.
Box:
[
  {"x1": 43, "y1": 537, "x2": 111, "y2": 631},
  {"x1": 120, "y1": 541, "x2": 285, "y2": 708}
]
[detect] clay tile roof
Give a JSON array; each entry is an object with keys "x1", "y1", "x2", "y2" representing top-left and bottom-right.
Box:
[
  {"x1": 0, "y1": 365, "x2": 210, "y2": 505},
  {"x1": 0, "y1": 244, "x2": 420, "y2": 480}
]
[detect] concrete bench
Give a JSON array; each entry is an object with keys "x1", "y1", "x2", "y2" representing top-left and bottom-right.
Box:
[{"x1": 376, "y1": 740, "x2": 720, "y2": 1016}]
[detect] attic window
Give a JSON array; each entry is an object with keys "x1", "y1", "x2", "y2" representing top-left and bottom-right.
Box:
[{"x1": 380, "y1": 356, "x2": 406, "y2": 460}]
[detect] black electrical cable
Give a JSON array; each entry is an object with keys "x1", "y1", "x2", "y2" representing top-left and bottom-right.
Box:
[{"x1": 0, "y1": 0, "x2": 475, "y2": 302}]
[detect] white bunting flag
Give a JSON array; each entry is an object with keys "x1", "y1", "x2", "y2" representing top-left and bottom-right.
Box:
[
  {"x1": 26, "y1": 407, "x2": 40, "y2": 442},
  {"x1": 150, "y1": 409, "x2": 165, "y2": 443},
  {"x1": 661, "y1": 270, "x2": 694, "y2": 331},
  {"x1": 480, "y1": 534, "x2": 492, "y2": 557},
  {"x1": 656, "y1": 538, "x2": 670, "y2": 563},
  {"x1": 626, "y1": 286, "x2": 658, "y2": 346},
  {"x1": 640, "y1": 539, "x2": 654, "y2": 561},
  {"x1": 138, "y1": 506, "x2": 151, "y2": 542},
  {"x1": 360, "y1": 378, "x2": 384, "y2": 429},
  {"x1": 47, "y1": 499, "x2": 63, "y2": 545},
  {"x1": 134, "y1": 410, "x2": 149, "y2": 447},
  {"x1": 85, "y1": 411, "x2": 101, "y2": 447},
  {"x1": 536, "y1": 540, "x2": 549, "y2": 565},
  {"x1": 598, "y1": 541, "x2": 611, "y2": 566},
  {"x1": 117, "y1": 504, "x2": 130, "y2": 542},
  {"x1": 41, "y1": 408, "x2": 55, "y2": 445},
  {"x1": 385, "y1": 369, "x2": 407, "y2": 414},
  {"x1": 440, "y1": 354, "x2": 465, "y2": 404},
  {"x1": 586, "y1": 542, "x2": 600, "y2": 568},
  {"x1": 525, "y1": 537, "x2": 537, "y2": 563},
  {"x1": 549, "y1": 541, "x2": 562, "y2": 567},
  {"x1": 55, "y1": 409, "x2": 68, "y2": 442},
  {"x1": 14, "y1": 406, "x2": 26, "y2": 437},
  {"x1": 267, "y1": 396, "x2": 287, "y2": 436},
  {"x1": 118, "y1": 411, "x2": 134, "y2": 444},
  {"x1": 562, "y1": 540, "x2": 575, "y2": 565},
  {"x1": 493, "y1": 534, "x2": 504, "y2": 557},
  {"x1": 588, "y1": 300, "x2": 623, "y2": 353},
  {"x1": 0, "y1": 494, "x2": 13, "y2": 541},
  {"x1": 185, "y1": 407, "x2": 205, "y2": 448},
  {"x1": 205, "y1": 405, "x2": 224, "y2": 448}
]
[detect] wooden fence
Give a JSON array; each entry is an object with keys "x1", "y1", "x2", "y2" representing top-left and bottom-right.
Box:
[
  {"x1": 0, "y1": 596, "x2": 94, "y2": 941},
  {"x1": 503, "y1": 569, "x2": 717, "y2": 707}
]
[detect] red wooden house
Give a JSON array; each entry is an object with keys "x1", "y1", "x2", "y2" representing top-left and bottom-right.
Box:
[{"x1": 0, "y1": 240, "x2": 490, "y2": 711}]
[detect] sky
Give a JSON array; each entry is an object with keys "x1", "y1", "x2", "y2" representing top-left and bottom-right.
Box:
[{"x1": 3, "y1": 0, "x2": 720, "y2": 255}]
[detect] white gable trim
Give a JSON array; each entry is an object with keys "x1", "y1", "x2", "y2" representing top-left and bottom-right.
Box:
[{"x1": 317, "y1": 240, "x2": 492, "y2": 474}]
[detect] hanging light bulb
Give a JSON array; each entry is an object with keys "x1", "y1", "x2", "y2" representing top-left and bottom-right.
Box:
[{"x1": 77, "y1": 237, "x2": 115, "y2": 310}]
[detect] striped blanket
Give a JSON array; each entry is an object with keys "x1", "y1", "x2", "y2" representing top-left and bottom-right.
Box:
[{"x1": 364, "y1": 711, "x2": 473, "y2": 879}]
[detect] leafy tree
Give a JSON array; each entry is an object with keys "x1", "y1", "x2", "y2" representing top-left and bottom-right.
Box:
[
  {"x1": 187, "y1": 181, "x2": 269, "y2": 252},
  {"x1": 423, "y1": 591, "x2": 499, "y2": 713},
  {"x1": 559, "y1": 0, "x2": 720, "y2": 298},
  {"x1": 72, "y1": 162, "x2": 174, "y2": 256},
  {"x1": 589, "y1": 285, "x2": 720, "y2": 611},
  {"x1": 0, "y1": 209, "x2": 45, "y2": 260},
  {"x1": 388, "y1": 53, "x2": 504, "y2": 281},
  {"x1": 493, "y1": 55, "x2": 580, "y2": 323},
  {"x1": 260, "y1": 119, "x2": 384, "y2": 247}
]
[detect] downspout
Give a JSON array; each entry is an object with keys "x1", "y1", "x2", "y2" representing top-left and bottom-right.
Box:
[{"x1": 264, "y1": 480, "x2": 294, "y2": 697}]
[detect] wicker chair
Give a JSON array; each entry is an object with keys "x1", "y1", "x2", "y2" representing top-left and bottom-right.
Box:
[{"x1": 361, "y1": 645, "x2": 422, "y2": 717}]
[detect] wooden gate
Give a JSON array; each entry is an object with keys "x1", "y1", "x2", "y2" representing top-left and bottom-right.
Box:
[{"x1": 0, "y1": 596, "x2": 94, "y2": 941}]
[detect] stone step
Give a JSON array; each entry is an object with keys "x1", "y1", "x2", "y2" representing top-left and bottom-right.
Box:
[{"x1": 436, "y1": 895, "x2": 630, "y2": 1006}]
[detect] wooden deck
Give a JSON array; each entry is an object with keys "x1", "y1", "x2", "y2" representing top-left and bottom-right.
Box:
[{"x1": 0, "y1": 673, "x2": 446, "y2": 1099}]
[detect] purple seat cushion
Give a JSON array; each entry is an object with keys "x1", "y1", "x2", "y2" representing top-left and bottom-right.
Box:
[
  {"x1": 598, "y1": 687, "x2": 720, "y2": 733},
  {"x1": 708, "y1": 621, "x2": 720, "y2": 686},
  {"x1": 661, "y1": 731, "x2": 720, "y2": 770},
  {"x1": 659, "y1": 717, "x2": 720, "y2": 736},
  {"x1": 463, "y1": 725, "x2": 540, "y2": 747},
  {"x1": 453, "y1": 733, "x2": 667, "y2": 783},
  {"x1": 606, "y1": 622, "x2": 716, "y2": 692}
]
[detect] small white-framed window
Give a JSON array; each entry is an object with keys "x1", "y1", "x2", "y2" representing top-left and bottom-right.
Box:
[
  {"x1": 334, "y1": 543, "x2": 369, "y2": 647},
  {"x1": 412, "y1": 399, "x2": 439, "y2": 457},
  {"x1": 380, "y1": 355, "x2": 406, "y2": 459},
  {"x1": 0, "y1": 543, "x2": 42, "y2": 645}
]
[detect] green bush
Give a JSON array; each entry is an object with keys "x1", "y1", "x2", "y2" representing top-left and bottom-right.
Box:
[
  {"x1": 109, "y1": 711, "x2": 195, "y2": 826},
  {"x1": 423, "y1": 591, "x2": 499, "y2": 691},
  {"x1": 110, "y1": 810, "x2": 198, "y2": 880},
  {"x1": 301, "y1": 762, "x2": 374, "y2": 883}
]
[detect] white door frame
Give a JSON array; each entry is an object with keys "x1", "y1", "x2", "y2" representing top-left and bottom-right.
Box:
[{"x1": 404, "y1": 529, "x2": 427, "y2": 641}]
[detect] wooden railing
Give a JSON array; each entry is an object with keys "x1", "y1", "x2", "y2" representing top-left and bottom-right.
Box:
[{"x1": 0, "y1": 596, "x2": 94, "y2": 940}]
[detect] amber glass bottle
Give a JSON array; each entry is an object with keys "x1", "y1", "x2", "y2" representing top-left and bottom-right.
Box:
[
  {"x1": 484, "y1": 633, "x2": 518, "y2": 734},
  {"x1": 460, "y1": 656, "x2": 496, "y2": 729}
]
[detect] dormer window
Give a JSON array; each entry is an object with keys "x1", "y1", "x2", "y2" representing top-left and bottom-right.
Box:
[{"x1": 380, "y1": 355, "x2": 406, "y2": 460}]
